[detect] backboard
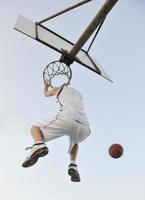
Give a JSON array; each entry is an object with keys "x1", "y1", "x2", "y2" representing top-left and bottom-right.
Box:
[{"x1": 14, "y1": 15, "x2": 112, "y2": 82}]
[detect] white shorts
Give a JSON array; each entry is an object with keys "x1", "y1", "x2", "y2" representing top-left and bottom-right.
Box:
[{"x1": 34, "y1": 115, "x2": 90, "y2": 152}]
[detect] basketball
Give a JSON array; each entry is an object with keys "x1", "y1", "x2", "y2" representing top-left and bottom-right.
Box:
[{"x1": 108, "y1": 144, "x2": 123, "y2": 159}]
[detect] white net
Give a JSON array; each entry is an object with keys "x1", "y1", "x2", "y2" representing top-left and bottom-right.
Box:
[{"x1": 43, "y1": 61, "x2": 72, "y2": 87}]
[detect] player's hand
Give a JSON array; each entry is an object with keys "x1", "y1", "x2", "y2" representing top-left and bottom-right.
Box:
[{"x1": 44, "y1": 80, "x2": 49, "y2": 87}]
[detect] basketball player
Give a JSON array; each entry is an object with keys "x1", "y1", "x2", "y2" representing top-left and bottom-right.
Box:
[{"x1": 22, "y1": 81, "x2": 90, "y2": 182}]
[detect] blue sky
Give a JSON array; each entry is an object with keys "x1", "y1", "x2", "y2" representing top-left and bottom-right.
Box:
[{"x1": 0, "y1": 0, "x2": 145, "y2": 199}]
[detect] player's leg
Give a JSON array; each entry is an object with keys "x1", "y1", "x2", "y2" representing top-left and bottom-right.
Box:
[
  {"x1": 68, "y1": 123, "x2": 90, "y2": 182},
  {"x1": 22, "y1": 125, "x2": 48, "y2": 168},
  {"x1": 69, "y1": 143, "x2": 79, "y2": 161},
  {"x1": 68, "y1": 144, "x2": 81, "y2": 182},
  {"x1": 22, "y1": 116, "x2": 65, "y2": 168},
  {"x1": 31, "y1": 125, "x2": 44, "y2": 142}
]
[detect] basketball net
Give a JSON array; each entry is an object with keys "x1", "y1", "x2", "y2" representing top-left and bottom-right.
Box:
[{"x1": 43, "y1": 61, "x2": 72, "y2": 88}]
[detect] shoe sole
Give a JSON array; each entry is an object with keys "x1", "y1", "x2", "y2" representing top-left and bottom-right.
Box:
[
  {"x1": 68, "y1": 169, "x2": 81, "y2": 182},
  {"x1": 22, "y1": 147, "x2": 48, "y2": 168}
]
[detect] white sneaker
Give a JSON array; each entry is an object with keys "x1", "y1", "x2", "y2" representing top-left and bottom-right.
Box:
[{"x1": 22, "y1": 143, "x2": 48, "y2": 168}]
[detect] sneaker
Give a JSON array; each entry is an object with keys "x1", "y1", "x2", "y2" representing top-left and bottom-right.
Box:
[
  {"x1": 68, "y1": 163, "x2": 81, "y2": 182},
  {"x1": 22, "y1": 143, "x2": 48, "y2": 168}
]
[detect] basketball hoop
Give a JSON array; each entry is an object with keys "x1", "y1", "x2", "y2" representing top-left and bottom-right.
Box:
[
  {"x1": 43, "y1": 61, "x2": 72, "y2": 88},
  {"x1": 15, "y1": 0, "x2": 119, "y2": 83}
]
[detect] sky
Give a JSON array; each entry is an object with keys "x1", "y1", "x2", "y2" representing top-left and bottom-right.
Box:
[{"x1": 0, "y1": 0, "x2": 145, "y2": 199}]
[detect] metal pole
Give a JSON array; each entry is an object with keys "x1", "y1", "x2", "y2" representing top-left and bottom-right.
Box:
[
  {"x1": 68, "y1": 0, "x2": 119, "y2": 58},
  {"x1": 86, "y1": 16, "x2": 106, "y2": 53},
  {"x1": 37, "y1": 0, "x2": 92, "y2": 24}
]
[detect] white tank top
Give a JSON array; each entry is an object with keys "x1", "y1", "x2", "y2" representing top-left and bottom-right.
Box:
[{"x1": 57, "y1": 85, "x2": 89, "y2": 125}]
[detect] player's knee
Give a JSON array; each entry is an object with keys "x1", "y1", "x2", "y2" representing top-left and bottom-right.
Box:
[{"x1": 30, "y1": 125, "x2": 40, "y2": 134}]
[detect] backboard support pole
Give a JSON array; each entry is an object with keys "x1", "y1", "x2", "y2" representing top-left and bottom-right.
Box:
[
  {"x1": 67, "y1": 0, "x2": 118, "y2": 59},
  {"x1": 37, "y1": 0, "x2": 92, "y2": 25}
]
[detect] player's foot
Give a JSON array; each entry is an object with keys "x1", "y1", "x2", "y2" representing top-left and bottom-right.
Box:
[
  {"x1": 22, "y1": 143, "x2": 48, "y2": 168},
  {"x1": 68, "y1": 163, "x2": 81, "y2": 182}
]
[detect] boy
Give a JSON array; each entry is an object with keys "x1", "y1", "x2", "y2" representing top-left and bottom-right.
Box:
[{"x1": 22, "y1": 81, "x2": 90, "y2": 182}]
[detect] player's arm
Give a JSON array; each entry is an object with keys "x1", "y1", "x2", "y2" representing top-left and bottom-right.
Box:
[{"x1": 44, "y1": 81, "x2": 60, "y2": 97}]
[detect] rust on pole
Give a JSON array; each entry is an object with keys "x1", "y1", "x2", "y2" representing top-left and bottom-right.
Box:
[
  {"x1": 68, "y1": 0, "x2": 119, "y2": 58},
  {"x1": 37, "y1": 0, "x2": 92, "y2": 25}
]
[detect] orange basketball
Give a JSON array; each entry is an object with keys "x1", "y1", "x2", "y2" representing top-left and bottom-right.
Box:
[{"x1": 108, "y1": 144, "x2": 123, "y2": 158}]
